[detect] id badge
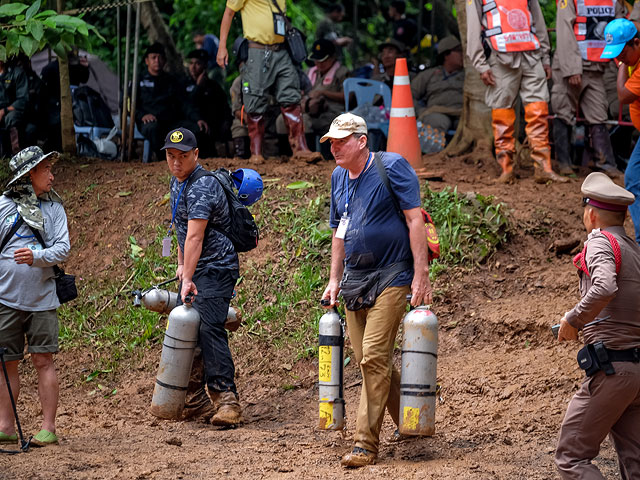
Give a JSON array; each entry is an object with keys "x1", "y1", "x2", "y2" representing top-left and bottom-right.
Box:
[
  {"x1": 162, "y1": 236, "x2": 172, "y2": 257},
  {"x1": 335, "y1": 216, "x2": 349, "y2": 239},
  {"x1": 273, "y1": 13, "x2": 286, "y2": 36}
]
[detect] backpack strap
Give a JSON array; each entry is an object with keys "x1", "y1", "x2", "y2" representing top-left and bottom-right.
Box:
[
  {"x1": 1, "y1": 215, "x2": 24, "y2": 253},
  {"x1": 373, "y1": 152, "x2": 404, "y2": 221},
  {"x1": 572, "y1": 230, "x2": 622, "y2": 277}
]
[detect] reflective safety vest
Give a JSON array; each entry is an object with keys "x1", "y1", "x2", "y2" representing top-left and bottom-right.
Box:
[
  {"x1": 573, "y1": 0, "x2": 615, "y2": 62},
  {"x1": 481, "y1": 0, "x2": 540, "y2": 53}
]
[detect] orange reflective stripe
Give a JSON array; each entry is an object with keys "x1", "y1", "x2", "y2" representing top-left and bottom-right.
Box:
[
  {"x1": 573, "y1": 0, "x2": 614, "y2": 62},
  {"x1": 482, "y1": 0, "x2": 539, "y2": 52}
]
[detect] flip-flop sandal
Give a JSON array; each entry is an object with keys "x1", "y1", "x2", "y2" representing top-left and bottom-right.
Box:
[
  {"x1": 31, "y1": 429, "x2": 58, "y2": 446},
  {"x1": 0, "y1": 431, "x2": 17, "y2": 444}
]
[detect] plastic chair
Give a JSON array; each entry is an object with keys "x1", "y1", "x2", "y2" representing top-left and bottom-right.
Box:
[{"x1": 342, "y1": 78, "x2": 392, "y2": 137}]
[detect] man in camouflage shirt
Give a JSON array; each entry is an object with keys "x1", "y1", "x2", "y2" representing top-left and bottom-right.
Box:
[{"x1": 163, "y1": 127, "x2": 242, "y2": 426}]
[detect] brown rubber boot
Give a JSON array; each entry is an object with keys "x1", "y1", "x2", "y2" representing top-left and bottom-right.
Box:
[
  {"x1": 182, "y1": 386, "x2": 217, "y2": 420},
  {"x1": 210, "y1": 391, "x2": 243, "y2": 427},
  {"x1": 524, "y1": 101, "x2": 568, "y2": 184},
  {"x1": 492, "y1": 108, "x2": 516, "y2": 184},
  {"x1": 246, "y1": 113, "x2": 266, "y2": 165},
  {"x1": 281, "y1": 104, "x2": 323, "y2": 163},
  {"x1": 9, "y1": 127, "x2": 20, "y2": 155}
]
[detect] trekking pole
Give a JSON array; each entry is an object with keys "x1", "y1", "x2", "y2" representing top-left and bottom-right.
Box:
[{"x1": 0, "y1": 348, "x2": 31, "y2": 454}]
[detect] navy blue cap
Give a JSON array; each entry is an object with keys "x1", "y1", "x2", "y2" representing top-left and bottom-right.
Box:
[{"x1": 161, "y1": 127, "x2": 198, "y2": 151}]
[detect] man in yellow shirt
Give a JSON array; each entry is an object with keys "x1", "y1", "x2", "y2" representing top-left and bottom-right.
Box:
[{"x1": 217, "y1": 0, "x2": 322, "y2": 164}]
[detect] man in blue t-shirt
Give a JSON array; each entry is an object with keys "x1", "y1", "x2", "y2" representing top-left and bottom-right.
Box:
[
  {"x1": 163, "y1": 127, "x2": 242, "y2": 426},
  {"x1": 320, "y1": 113, "x2": 432, "y2": 468}
]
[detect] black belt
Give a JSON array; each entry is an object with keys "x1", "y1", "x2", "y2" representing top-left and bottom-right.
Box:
[{"x1": 606, "y1": 347, "x2": 640, "y2": 363}]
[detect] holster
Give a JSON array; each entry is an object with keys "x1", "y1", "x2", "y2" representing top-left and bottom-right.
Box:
[{"x1": 577, "y1": 341, "x2": 615, "y2": 377}]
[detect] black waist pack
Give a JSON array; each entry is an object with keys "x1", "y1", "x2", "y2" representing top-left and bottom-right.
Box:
[
  {"x1": 577, "y1": 341, "x2": 615, "y2": 377},
  {"x1": 30, "y1": 227, "x2": 78, "y2": 304},
  {"x1": 53, "y1": 266, "x2": 78, "y2": 304},
  {"x1": 339, "y1": 261, "x2": 411, "y2": 311}
]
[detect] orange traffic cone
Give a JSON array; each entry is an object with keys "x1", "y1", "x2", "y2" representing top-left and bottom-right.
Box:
[{"x1": 387, "y1": 57, "x2": 422, "y2": 171}]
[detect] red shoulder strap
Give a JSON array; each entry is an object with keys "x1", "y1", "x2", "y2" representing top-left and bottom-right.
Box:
[{"x1": 572, "y1": 231, "x2": 622, "y2": 277}]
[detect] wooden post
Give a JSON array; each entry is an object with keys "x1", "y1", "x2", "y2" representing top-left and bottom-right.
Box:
[
  {"x1": 57, "y1": 0, "x2": 76, "y2": 155},
  {"x1": 127, "y1": 1, "x2": 142, "y2": 161},
  {"x1": 120, "y1": 3, "x2": 132, "y2": 162}
]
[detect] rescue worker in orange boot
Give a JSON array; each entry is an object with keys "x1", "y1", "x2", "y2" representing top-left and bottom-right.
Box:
[
  {"x1": 466, "y1": 0, "x2": 567, "y2": 184},
  {"x1": 217, "y1": 0, "x2": 323, "y2": 165},
  {"x1": 551, "y1": 0, "x2": 625, "y2": 178}
]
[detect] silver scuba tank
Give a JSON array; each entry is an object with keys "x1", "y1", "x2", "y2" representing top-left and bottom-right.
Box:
[
  {"x1": 318, "y1": 303, "x2": 345, "y2": 430},
  {"x1": 135, "y1": 287, "x2": 240, "y2": 331},
  {"x1": 399, "y1": 305, "x2": 438, "y2": 436},
  {"x1": 140, "y1": 287, "x2": 178, "y2": 314},
  {"x1": 150, "y1": 296, "x2": 200, "y2": 419}
]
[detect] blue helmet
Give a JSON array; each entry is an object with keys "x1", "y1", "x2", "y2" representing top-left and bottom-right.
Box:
[{"x1": 231, "y1": 168, "x2": 264, "y2": 206}]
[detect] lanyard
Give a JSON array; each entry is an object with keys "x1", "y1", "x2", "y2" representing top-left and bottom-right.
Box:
[
  {"x1": 167, "y1": 171, "x2": 195, "y2": 235},
  {"x1": 344, "y1": 153, "x2": 372, "y2": 215}
]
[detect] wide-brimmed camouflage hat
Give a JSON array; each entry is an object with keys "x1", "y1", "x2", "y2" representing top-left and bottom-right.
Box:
[{"x1": 6, "y1": 146, "x2": 58, "y2": 186}]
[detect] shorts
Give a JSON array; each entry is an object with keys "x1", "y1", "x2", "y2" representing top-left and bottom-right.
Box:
[{"x1": 0, "y1": 303, "x2": 59, "y2": 361}]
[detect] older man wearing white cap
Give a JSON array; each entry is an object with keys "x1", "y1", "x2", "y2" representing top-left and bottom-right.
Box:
[
  {"x1": 320, "y1": 113, "x2": 432, "y2": 467},
  {"x1": 555, "y1": 172, "x2": 640, "y2": 478},
  {"x1": 0, "y1": 146, "x2": 70, "y2": 447}
]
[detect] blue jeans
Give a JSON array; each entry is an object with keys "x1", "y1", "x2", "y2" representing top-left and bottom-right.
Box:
[{"x1": 625, "y1": 140, "x2": 640, "y2": 244}]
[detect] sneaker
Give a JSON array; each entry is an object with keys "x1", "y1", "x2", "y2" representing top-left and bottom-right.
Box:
[{"x1": 340, "y1": 447, "x2": 377, "y2": 468}]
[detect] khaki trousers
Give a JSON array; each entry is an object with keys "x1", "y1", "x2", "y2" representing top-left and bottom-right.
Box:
[
  {"x1": 555, "y1": 361, "x2": 640, "y2": 479},
  {"x1": 485, "y1": 55, "x2": 549, "y2": 109},
  {"x1": 551, "y1": 66, "x2": 608, "y2": 125},
  {"x1": 345, "y1": 285, "x2": 410, "y2": 454}
]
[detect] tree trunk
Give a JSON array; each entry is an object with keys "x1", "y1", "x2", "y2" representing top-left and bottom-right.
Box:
[
  {"x1": 57, "y1": 0, "x2": 76, "y2": 155},
  {"x1": 445, "y1": 0, "x2": 492, "y2": 157},
  {"x1": 140, "y1": 1, "x2": 185, "y2": 77}
]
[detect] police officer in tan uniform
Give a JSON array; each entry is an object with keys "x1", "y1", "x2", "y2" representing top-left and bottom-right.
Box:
[
  {"x1": 551, "y1": 0, "x2": 625, "y2": 177},
  {"x1": 467, "y1": 0, "x2": 567, "y2": 184},
  {"x1": 555, "y1": 172, "x2": 640, "y2": 479},
  {"x1": 411, "y1": 36, "x2": 464, "y2": 135}
]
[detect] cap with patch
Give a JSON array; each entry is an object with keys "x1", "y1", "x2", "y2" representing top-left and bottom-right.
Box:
[
  {"x1": 379, "y1": 38, "x2": 406, "y2": 54},
  {"x1": 161, "y1": 127, "x2": 198, "y2": 151},
  {"x1": 437, "y1": 35, "x2": 461, "y2": 55},
  {"x1": 187, "y1": 49, "x2": 209, "y2": 63},
  {"x1": 601, "y1": 18, "x2": 637, "y2": 59},
  {"x1": 581, "y1": 172, "x2": 635, "y2": 211},
  {"x1": 320, "y1": 113, "x2": 368, "y2": 143},
  {"x1": 145, "y1": 42, "x2": 166, "y2": 58},
  {"x1": 309, "y1": 39, "x2": 336, "y2": 62},
  {"x1": 7, "y1": 146, "x2": 58, "y2": 186}
]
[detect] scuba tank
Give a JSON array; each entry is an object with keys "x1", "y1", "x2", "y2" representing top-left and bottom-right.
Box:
[
  {"x1": 318, "y1": 301, "x2": 345, "y2": 430},
  {"x1": 139, "y1": 287, "x2": 178, "y2": 314},
  {"x1": 133, "y1": 280, "x2": 240, "y2": 331},
  {"x1": 399, "y1": 303, "x2": 438, "y2": 436},
  {"x1": 150, "y1": 295, "x2": 200, "y2": 419}
]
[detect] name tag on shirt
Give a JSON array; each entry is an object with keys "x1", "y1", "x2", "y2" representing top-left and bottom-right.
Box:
[
  {"x1": 140, "y1": 79, "x2": 155, "y2": 88},
  {"x1": 28, "y1": 242, "x2": 43, "y2": 251},
  {"x1": 273, "y1": 13, "x2": 286, "y2": 36},
  {"x1": 336, "y1": 216, "x2": 349, "y2": 239}
]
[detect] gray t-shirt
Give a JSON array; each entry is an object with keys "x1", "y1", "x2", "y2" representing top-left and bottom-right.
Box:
[{"x1": 0, "y1": 195, "x2": 70, "y2": 311}]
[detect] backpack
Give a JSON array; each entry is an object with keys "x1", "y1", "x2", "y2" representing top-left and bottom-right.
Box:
[
  {"x1": 72, "y1": 85, "x2": 114, "y2": 128},
  {"x1": 373, "y1": 153, "x2": 441, "y2": 262},
  {"x1": 185, "y1": 168, "x2": 259, "y2": 252}
]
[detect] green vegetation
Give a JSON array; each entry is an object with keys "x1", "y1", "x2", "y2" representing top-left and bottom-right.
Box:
[
  {"x1": 422, "y1": 184, "x2": 511, "y2": 278},
  {"x1": 57, "y1": 178, "x2": 510, "y2": 372},
  {"x1": 0, "y1": 0, "x2": 103, "y2": 61}
]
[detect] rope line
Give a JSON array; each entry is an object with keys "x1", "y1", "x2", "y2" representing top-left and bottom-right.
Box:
[{"x1": 62, "y1": 0, "x2": 150, "y2": 15}]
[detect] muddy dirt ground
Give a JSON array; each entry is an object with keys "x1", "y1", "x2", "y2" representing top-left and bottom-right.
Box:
[{"x1": 1, "y1": 151, "x2": 634, "y2": 479}]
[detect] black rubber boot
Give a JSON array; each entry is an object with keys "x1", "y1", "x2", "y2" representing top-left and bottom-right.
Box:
[
  {"x1": 590, "y1": 124, "x2": 623, "y2": 178},
  {"x1": 552, "y1": 118, "x2": 573, "y2": 175}
]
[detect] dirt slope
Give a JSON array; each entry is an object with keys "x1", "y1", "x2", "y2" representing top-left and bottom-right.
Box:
[{"x1": 1, "y1": 152, "x2": 633, "y2": 479}]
